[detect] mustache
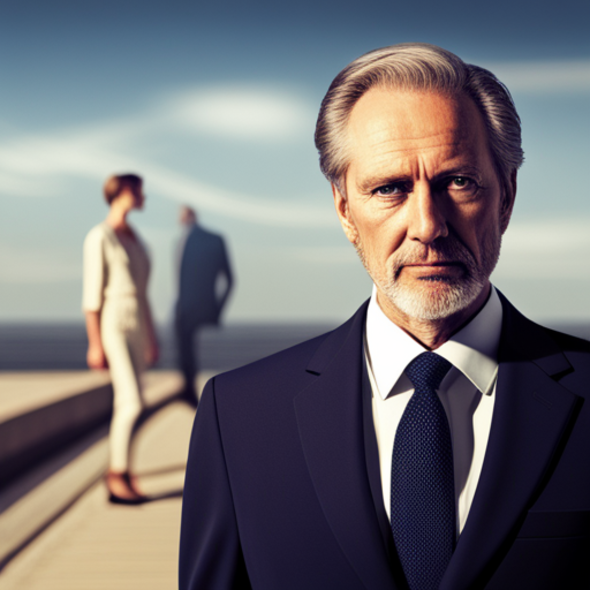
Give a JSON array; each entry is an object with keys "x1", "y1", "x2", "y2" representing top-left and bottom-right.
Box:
[{"x1": 392, "y1": 236, "x2": 477, "y2": 280}]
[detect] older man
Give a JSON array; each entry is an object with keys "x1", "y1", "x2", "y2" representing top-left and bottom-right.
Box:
[{"x1": 179, "y1": 44, "x2": 590, "y2": 590}]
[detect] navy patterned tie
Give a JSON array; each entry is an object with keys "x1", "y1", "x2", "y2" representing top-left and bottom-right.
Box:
[{"x1": 391, "y1": 352, "x2": 455, "y2": 590}]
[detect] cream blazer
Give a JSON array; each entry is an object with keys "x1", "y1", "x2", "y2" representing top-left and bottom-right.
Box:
[{"x1": 83, "y1": 222, "x2": 150, "y2": 334}]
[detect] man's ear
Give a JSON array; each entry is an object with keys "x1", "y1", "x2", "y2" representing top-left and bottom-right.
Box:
[
  {"x1": 332, "y1": 183, "x2": 359, "y2": 244},
  {"x1": 499, "y1": 170, "x2": 517, "y2": 234}
]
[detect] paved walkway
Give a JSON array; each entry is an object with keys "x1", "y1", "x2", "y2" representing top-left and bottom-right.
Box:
[{"x1": 0, "y1": 372, "x2": 211, "y2": 590}]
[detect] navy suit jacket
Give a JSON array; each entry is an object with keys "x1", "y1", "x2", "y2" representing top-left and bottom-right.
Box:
[
  {"x1": 179, "y1": 294, "x2": 590, "y2": 589},
  {"x1": 176, "y1": 225, "x2": 233, "y2": 326}
]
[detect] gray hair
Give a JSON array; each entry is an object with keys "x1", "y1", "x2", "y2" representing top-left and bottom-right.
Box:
[{"x1": 315, "y1": 43, "x2": 524, "y2": 195}]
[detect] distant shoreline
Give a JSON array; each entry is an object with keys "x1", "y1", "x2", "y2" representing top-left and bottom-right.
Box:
[
  {"x1": 1, "y1": 321, "x2": 588, "y2": 372},
  {"x1": 0, "y1": 323, "x2": 337, "y2": 372}
]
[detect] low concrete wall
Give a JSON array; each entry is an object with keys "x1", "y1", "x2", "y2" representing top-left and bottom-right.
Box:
[{"x1": 0, "y1": 384, "x2": 113, "y2": 486}]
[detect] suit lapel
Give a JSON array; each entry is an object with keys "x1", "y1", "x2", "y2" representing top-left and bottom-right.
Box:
[
  {"x1": 441, "y1": 295, "x2": 581, "y2": 589},
  {"x1": 295, "y1": 302, "x2": 398, "y2": 590}
]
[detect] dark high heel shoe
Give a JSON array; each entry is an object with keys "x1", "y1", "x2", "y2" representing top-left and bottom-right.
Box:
[
  {"x1": 106, "y1": 470, "x2": 148, "y2": 505},
  {"x1": 108, "y1": 492, "x2": 147, "y2": 505}
]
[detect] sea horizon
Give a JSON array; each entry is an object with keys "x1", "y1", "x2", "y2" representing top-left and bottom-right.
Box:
[
  {"x1": 1, "y1": 319, "x2": 589, "y2": 373},
  {"x1": 0, "y1": 321, "x2": 338, "y2": 372}
]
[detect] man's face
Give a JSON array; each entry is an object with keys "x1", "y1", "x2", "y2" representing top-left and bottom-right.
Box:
[
  {"x1": 179, "y1": 206, "x2": 196, "y2": 226},
  {"x1": 333, "y1": 87, "x2": 514, "y2": 321}
]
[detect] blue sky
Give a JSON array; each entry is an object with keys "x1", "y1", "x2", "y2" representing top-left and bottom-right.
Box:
[{"x1": 0, "y1": 0, "x2": 589, "y2": 323}]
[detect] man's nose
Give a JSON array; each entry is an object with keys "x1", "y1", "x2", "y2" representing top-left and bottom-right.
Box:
[{"x1": 406, "y1": 184, "x2": 448, "y2": 244}]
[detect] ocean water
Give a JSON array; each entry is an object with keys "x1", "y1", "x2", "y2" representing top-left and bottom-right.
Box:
[
  {"x1": 0, "y1": 320, "x2": 588, "y2": 372},
  {"x1": 0, "y1": 323, "x2": 337, "y2": 372}
]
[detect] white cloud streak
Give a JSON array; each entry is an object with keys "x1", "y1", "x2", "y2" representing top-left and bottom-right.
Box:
[
  {"x1": 166, "y1": 85, "x2": 315, "y2": 141},
  {"x1": 0, "y1": 170, "x2": 65, "y2": 197},
  {"x1": 481, "y1": 59, "x2": 590, "y2": 94}
]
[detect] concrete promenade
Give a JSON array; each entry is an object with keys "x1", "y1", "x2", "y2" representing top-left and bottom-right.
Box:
[{"x1": 0, "y1": 370, "x2": 212, "y2": 590}]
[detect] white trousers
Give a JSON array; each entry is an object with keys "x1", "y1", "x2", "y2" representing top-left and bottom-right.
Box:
[{"x1": 102, "y1": 302, "x2": 146, "y2": 472}]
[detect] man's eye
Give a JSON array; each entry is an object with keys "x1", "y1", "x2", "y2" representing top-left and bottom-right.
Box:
[
  {"x1": 373, "y1": 184, "x2": 405, "y2": 197},
  {"x1": 448, "y1": 176, "x2": 474, "y2": 190}
]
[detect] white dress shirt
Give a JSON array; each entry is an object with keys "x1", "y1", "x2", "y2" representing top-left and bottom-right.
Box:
[{"x1": 365, "y1": 286, "x2": 503, "y2": 535}]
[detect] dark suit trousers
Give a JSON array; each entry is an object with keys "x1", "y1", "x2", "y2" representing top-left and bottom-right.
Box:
[{"x1": 175, "y1": 318, "x2": 199, "y2": 394}]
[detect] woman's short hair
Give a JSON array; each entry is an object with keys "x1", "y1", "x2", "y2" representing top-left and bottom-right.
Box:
[
  {"x1": 103, "y1": 174, "x2": 143, "y2": 205},
  {"x1": 314, "y1": 43, "x2": 524, "y2": 195}
]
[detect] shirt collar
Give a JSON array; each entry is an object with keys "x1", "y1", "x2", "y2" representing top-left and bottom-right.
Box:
[{"x1": 365, "y1": 285, "x2": 502, "y2": 400}]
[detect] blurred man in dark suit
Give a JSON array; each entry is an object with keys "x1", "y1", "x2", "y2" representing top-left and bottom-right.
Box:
[{"x1": 175, "y1": 206, "x2": 233, "y2": 407}]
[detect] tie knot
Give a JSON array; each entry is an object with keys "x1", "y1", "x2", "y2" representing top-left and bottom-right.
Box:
[{"x1": 405, "y1": 352, "x2": 452, "y2": 391}]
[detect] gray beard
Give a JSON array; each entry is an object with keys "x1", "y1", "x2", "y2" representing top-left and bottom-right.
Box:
[{"x1": 354, "y1": 230, "x2": 501, "y2": 321}]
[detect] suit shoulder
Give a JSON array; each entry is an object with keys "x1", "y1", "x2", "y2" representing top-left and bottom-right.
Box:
[
  {"x1": 189, "y1": 225, "x2": 223, "y2": 239},
  {"x1": 209, "y1": 231, "x2": 226, "y2": 248},
  {"x1": 543, "y1": 326, "x2": 590, "y2": 349},
  {"x1": 212, "y1": 302, "x2": 367, "y2": 391},
  {"x1": 500, "y1": 294, "x2": 590, "y2": 366},
  {"x1": 531, "y1": 324, "x2": 590, "y2": 398},
  {"x1": 213, "y1": 328, "x2": 335, "y2": 391},
  {"x1": 206, "y1": 302, "x2": 368, "y2": 410},
  {"x1": 204, "y1": 329, "x2": 338, "y2": 422},
  {"x1": 542, "y1": 325, "x2": 590, "y2": 367}
]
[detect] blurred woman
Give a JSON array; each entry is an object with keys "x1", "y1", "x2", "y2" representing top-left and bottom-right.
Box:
[{"x1": 83, "y1": 173, "x2": 159, "y2": 504}]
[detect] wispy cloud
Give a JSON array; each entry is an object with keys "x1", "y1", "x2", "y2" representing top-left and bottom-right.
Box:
[
  {"x1": 0, "y1": 169, "x2": 65, "y2": 197},
  {"x1": 481, "y1": 59, "x2": 590, "y2": 94},
  {"x1": 165, "y1": 85, "x2": 316, "y2": 141}
]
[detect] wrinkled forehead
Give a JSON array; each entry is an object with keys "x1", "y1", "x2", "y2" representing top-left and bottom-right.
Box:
[{"x1": 347, "y1": 87, "x2": 487, "y2": 153}]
